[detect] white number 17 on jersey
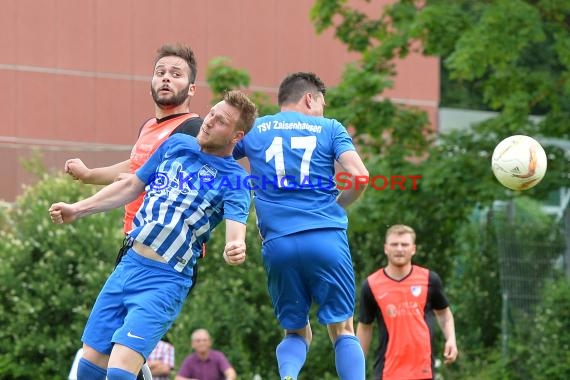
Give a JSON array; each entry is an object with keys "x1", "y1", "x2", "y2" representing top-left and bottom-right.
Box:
[{"x1": 265, "y1": 136, "x2": 317, "y2": 187}]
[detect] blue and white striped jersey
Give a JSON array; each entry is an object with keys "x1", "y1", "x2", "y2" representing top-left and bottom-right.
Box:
[
  {"x1": 233, "y1": 111, "x2": 355, "y2": 242},
  {"x1": 133, "y1": 134, "x2": 251, "y2": 276}
]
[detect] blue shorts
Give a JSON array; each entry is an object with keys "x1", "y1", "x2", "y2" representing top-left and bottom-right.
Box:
[
  {"x1": 262, "y1": 228, "x2": 356, "y2": 329},
  {"x1": 82, "y1": 248, "x2": 192, "y2": 358}
]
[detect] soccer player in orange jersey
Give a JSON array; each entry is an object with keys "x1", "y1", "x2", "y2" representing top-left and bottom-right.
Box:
[
  {"x1": 64, "y1": 43, "x2": 202, "y2": 236},
  {"x1": 357, "y1": 224, "x2": 458, "y2": 380}
]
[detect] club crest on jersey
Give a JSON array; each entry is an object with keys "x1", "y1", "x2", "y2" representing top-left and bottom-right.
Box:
[
  {"x1": 198, "y1": 165, "x2": 217, "y2": 183},
  {"x1": 411, "y1": 286, "x2": 422, "y2": 297}
]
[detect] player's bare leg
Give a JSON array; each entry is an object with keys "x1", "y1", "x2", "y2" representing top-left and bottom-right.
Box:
[
  {"x1": 327, "y1": 317, "x2": 365, "y2": 380},
  {"x1": 107, "y1": 343, "x2": 145, "y2": 376}
]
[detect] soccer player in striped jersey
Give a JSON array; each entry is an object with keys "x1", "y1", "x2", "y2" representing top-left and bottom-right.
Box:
[
  {"x1": 233, "y1": 72, "x2": 368, "y2": 380},
  {"x1": 49, "y1": 90, "x2": 257, "y2": 380},
  {"x1": 357, "y1": 224, "x2": 458, "y2": 380}
]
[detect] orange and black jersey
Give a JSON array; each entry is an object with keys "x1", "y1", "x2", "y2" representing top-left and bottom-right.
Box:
[
  {"x1": 124, "y1": 113, "x2": 202, "y2": 233},
  {"x1": 359, "y1": 265, "x2": 449, "y2": 380}
]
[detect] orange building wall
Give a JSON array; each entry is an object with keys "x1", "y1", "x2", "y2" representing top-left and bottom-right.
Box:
[{"x1": 0, "y1": 0, "x2": 438, "y2": 202}]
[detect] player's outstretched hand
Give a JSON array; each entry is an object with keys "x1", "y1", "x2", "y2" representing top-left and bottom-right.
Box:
[
  {"x1": 64, "y1": 158, "x2": 89, "y2": 181},
  {"x1": 223, "y1": 241, "x2": 246, "y2": 266},
  {"x1": 49, "y1": 202, "x2": 78, "y2": 224}
]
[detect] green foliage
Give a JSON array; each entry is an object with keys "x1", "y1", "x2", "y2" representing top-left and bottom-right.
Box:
[
  {"x1": 439, "y1": 346, "x2": 510, "y2": 380},
  {"x1": 522, "y1": 277, "x2": 570, "y2": 379},
  {"x1": 447, "y1": 210, "x2": 502, "y2": 351},
  {"x1": 19, "y1": 150, "x2": 48, "y2": 179},
  {"x1": 206, "y1": 57, "x2": 279, "y2": 116},
  {"x1": 442, "y1": 199, "x2": 566, "y2": 380},
  {"x1": 324, "y1": 64, "x2": 430, "y2": 165},
  {"x1": 312, "y1": 0, "x2": 570, "y2": 119},
  {"x1": 0, "y1": 147, "x2": 343, "y2": 380},
  {"x1": 311, "y1": 0, "x2": 569, "y2": 285},
  {"x1": 0, "y1": 174, "x2": 123, "y2": 379},
  {"x1": 494, "y1": 197, "x2": 565, "y2": 313},
  {"x1": 1, "y1": 3, "x2": 569, "y2": 379},
  {"x1": 206, "y1": 57, "x2": 251, "y2": 101},
  {"x1": 311, "y1": 0, "x2": 565, "y2": 285},
  {"x1": 312, "y1": 2, "x2": 569, "y2": 378},
  {"x1": 248, "y1": 92, "x2": 280, "y2": 118}
]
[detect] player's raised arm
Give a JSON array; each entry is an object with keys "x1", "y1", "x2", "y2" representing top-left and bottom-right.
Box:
[
  {"x1": 64, "y1": 158, "x2": 131, "y2": 185},
  {"x1": 49, "y1": 174, "x2": 145, "y2": 224},
  {"x1": 336, "y1": 150, "x2": 369, "y2": 209}
]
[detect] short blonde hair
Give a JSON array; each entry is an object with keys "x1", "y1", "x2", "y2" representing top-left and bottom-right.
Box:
[
  {"x1": 385, "y1": 224, "x2": 416, "y2": 243},
  {"x1": 224, "y1": 90, "x2": 258, "y2": 134}
]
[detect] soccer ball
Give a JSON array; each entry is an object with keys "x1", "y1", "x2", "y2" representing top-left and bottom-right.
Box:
[{"x1": 491, "y1": 135, "x2": 547, "y2": 191}]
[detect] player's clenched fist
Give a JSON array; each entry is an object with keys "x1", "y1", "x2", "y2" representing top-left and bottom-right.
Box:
[
  {"x1": 49, "y1": 202, "x2": 78, "y2": 224},
  {"x1": 64, "y1": 158, "x2": 89, "y2": 181},
  {"x1": 223, "y1": 241, "x2": 246, "y2": 265}
]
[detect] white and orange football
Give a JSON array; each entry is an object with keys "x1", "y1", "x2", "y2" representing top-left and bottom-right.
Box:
[{"x1": 491, "y1": 135, "x2": 547, "y2": 191}]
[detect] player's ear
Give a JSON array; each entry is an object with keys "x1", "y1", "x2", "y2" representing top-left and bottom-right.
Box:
[
  {"x1": 232, "y1": 130, "x2": 245, "y2": 143},
  {"x1": 304, "y1": 92, "x2": 313, "y2": 108},
  {"x1": 187, "y1": 83, "x2": 196, "y2": 98}
]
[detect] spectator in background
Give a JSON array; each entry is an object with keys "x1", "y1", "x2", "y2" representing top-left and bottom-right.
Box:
[
  {"x1": 175, "y1": 329, "x2": 237, "y2": 380},
  {"x1": 147, "y1": 337, "x2": 175, "y2": 380},
  {"x1": 357, "y1": 224, "x2": 458, "y2": 380}
]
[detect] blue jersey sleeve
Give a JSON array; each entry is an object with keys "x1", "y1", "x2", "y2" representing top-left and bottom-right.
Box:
[
  {"x1": 332, "y1": 120, "x2": 356, "y2": 160},
  {"x1": 223, "y1": 186, "x2": 251, "y2": 224},
  {"x1": 233, "y1": 140, "x2": 246, "y2": 160}
]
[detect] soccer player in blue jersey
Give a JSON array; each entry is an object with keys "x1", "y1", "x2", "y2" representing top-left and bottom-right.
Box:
[
  {"x1": 49, "y1": 90, "x2": 257, "y2": 380},
  {"x1": 233, "y1": 72, "x2": 369, "y2": 380}
]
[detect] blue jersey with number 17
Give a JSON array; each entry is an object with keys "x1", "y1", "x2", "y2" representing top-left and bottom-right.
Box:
[{"x1": 233, "y1": 111, "x2": 356, "y2": 242}]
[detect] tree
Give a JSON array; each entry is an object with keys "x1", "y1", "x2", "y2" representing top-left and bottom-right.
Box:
[
  {"x1": 0, "y1": 173, "x2": 123, "y2": 379},
  {"x1": 522, "y1": 277, "x2": 570, "y2": 379},
  {"x1": 310, "y1": 0, "x2": 569, "y2": 377},
  {"x1": 201, "y1": 3, "x2": 569, "y2": 376},
  {"x1": 207, "y1": 56, "x2": 279, "y2": 116},
  {"x1": 309, "y1": 0, "x2": 568, "y2": 282},
  {"x1": 2, "y1": 2, "x2": 568, "y2": 378}
]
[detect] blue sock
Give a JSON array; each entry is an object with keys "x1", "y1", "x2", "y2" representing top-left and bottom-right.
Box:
[
  {"x1": 276, "y1": 334, "x2": 308, "y2": 380},
  {"x1": 334, "y1": 335, "x2": 365, "y2": 380},
  {"x1": 107, "y1": 367, "x2": 137, "y2": 380},
  {"x1": 77, "y1": 357, "x2": 106, "y2": 380}
]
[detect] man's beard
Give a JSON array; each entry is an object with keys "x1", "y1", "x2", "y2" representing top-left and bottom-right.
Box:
[
  {"x1": 198, "y1": 133, "x2": 230, "y2": 153},
  {"x1": 151, "y1": 84, "x2": 189, "y2": 108}
]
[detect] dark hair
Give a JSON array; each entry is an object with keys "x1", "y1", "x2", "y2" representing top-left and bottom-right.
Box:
[
  {"x1": 224, "y1": 90, "x2": 258, "y2": 135},
  {"x1": 277, "y1": 72, "x2": 326, "y2": 106},
  {"x1": 154, "y1": 43, "x2": 198, "y2": 83}
]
